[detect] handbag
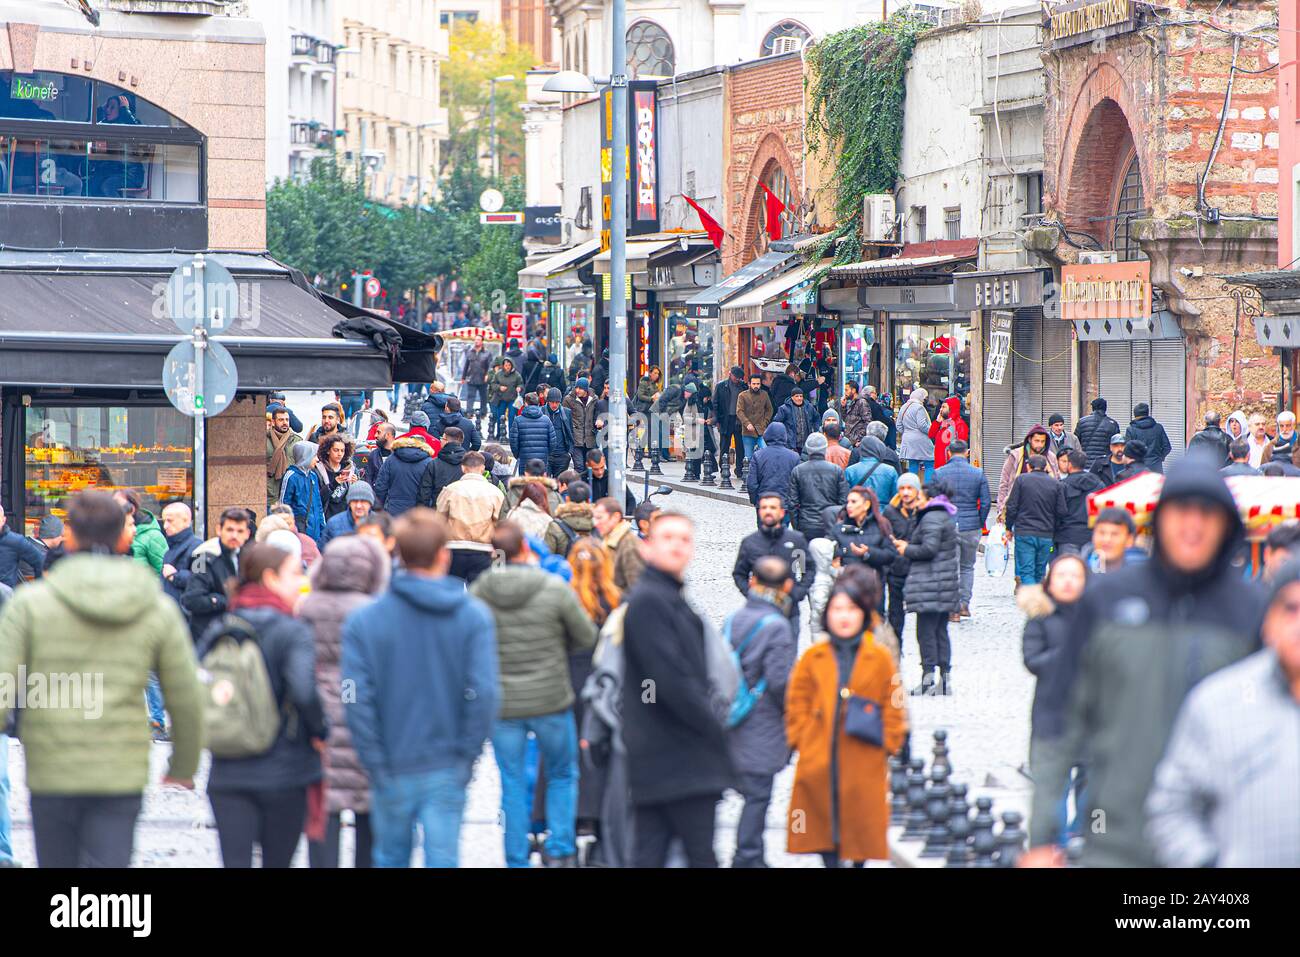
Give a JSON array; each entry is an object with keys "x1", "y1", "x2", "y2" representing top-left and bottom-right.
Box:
[{"x1": 841, "y1": 688, "x2": 884, "y2": 747}]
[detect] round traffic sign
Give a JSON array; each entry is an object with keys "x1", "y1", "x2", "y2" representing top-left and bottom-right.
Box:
[
  {"x1": 365, "y1": 276, "x2": 381, "y2": 298},
  {"x1": 166, "y1": 256, "x2": 241, "y2": 335},
  {"x1": 479, "y1": 188, "x2": 504, "y2": 213},
  {"x1": 163, "y1": 337, "x2": 239, "y2": 418}
]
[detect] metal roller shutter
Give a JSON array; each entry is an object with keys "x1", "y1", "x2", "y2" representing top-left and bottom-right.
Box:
[
  {"x1": 1042, "y1": 317, "x2": 1073, "y2": 426},
  {"x1": 981, "y1": 315, "x2": 1015, "y2": 491},
  {"x1": 1150, "y1": 339, "x2": 1186, "y2": 462},
  {"x1": 1012, "y1": 311, "x2": 1043, "y2": 441},
  {"x1": 1099, "y1": 341, "x2": 1134, "y2": 433}
]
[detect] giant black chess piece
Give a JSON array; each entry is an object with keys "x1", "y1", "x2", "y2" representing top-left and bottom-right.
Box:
[
  {"x1": 900, "y1": 757, "x2": 928, "y2": 840},
  {"x1": 970, "y1": 796, "x2": 998, "y2": 868},
  {"x1": 996, "y1": 810, "x2": 1027, "y2": 868},
  {"x1": 945, "y1": 782, "x2": 973, "y2": 867},
  {"x1": 919, "y1": 765, "x2": 953, "y2": 859}
]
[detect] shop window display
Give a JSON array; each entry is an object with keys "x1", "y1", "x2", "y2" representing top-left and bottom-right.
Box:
[
  {"x1": 665, "y1": 311, "x2": 716, "y2": 390},
  {"x1": 841, "y1": 323, "x2": 876, "y2": 393},
  {"x1": 892, "y1": 324, "x2": 970, "y2": 408},
  {"x1": 24, "y1": 405, "x2": 193, "y2": 536}
]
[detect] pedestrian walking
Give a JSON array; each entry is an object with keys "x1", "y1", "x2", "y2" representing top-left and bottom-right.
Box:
[
  {"x1": 267, "y1": 404, "x2": 303, "y2": 512},
  {"x1": 506, "y1": 481, "x2": 555, "y2": 541},
  {"x1": 471, "y1": 522, "x2": 596, "y2": 867},
  {"x1": 321, "y1": 481, "x2": 374, "y2": 545},
  {"x1": 492, "y1": 357, "x2": 524, "y2": 441},
  {"x1": 735, "y1": 374, "x2": 774, "y2": 472},
  {"x1": 1004, "y1": 454, "x2": 1059, "y2": 587},
  {"x1": 1024, "y1": 460, "x2": 1266, "y2": 867},
  {"x1": 375, "y1": 433, "x2": 437, "y2": 518},
  {"x1": 724, "y1": 555, "x2": 797, "y2": 868},
  {"x1": 545, "y1": 479, "x2": 596, "y2": 559},
  {"x1": 892, "y1": 480, "x2": 959, "y2": 695},
  {"x1": 732, "y1": 493, "x2": 815, "y2": 633},
  {"x1": 821, "y1": 420, "x2": 852, "y2": 470},
  {"x1": 510, "y1": 394, "x2": 561, "y2": 475},
  {"x1": 773, "y1": 386, "x2": 817, "y2": 457},
  {"x1": 1079, "y1": 507, "x2": 1145, "y2": 574},
  {"x1": 0, "y1": 490, "x2": 202, "y2": 867},
  {"x1": 1019, "y1": 553, "x2": 1089, "y2": 845},
  {"x1": 563, "y1": 378, "x2": 598, "y2": 472},
  {"x1": 460, "y1": 340, "x2": 492, "y2": 422},
  {"x1": 841, "y1": 380, "x2": 873, "y2": 447},
  {"x1": 881, "y1": 474, "x2": 922, "y2": 652},
  {"x1": 1089, "y1": 432, "x2": 1130, "y2": 487},
  {"x1": 435, "y1": 450, "x2": 507, "y2": 584},
  {"x1": 786, "y1": 433, "x2": 850, "y2": 542},
  {"x1": 314, "y1": 434, "x2": 356, "y2": 523},
  {"x1": 1073, "y1": 397, "x2": 1121, "y2": 468},
  {"x1": 280, "y1": 441, "x2": 326, "y2": 543},
  {"x1": 160, "y1": 502, "x2": 201, "y2": 607},
  {"x1": 933, "y1": 439, "x2": 990, "y2": 619},
  {"x1": 364, "y1": 423, "x2": 398, "y2": 487},
  {"x1": 1272, "y1": 410, "x2": 1298, "y2": 461},
  {"x1": 1124, "y1": 403, "x2": 1172, "y2": 473},
  {"x1": 300, "y1": 534, "x2": 390, "y2": 868},
  {"x1": 181, "y1": 507, "x2": 251, "y2": 642},
  {"x1": 1146, "y1": 560, "x2": 1300, "y2": 867},
  {"x1": 823, "y1": 486, "x2": 896, "y2": 587},
  {"x1": 622, "y1": 512, "x2": 732, "y2": 867},
  {"x1": 996, "y1": 425, "x2": 1059, "y2": 520},
  {"x1": 259, "y1": 505, "x2": 321, "y2": 568},
  {"x1": 786, "y1": 568, "x2": 907, "y2": 867},
  {"x1": 713, "y1": 366, "x2": 747, "y2": 480},
  {"x1": 745, "y1": 422, "x2": 799, "y2": 518},
  {"x1": 681, "y1": 382, "x2": 718, "y2": 482},
  {"x1": 844, "y1": 425, "x2": 900, "y2": 505},
  {"x1": 21, "y1": 515, "x2": 64, "y2": 578},
  {"x1": 399, "y1": 411, "x2": 442, "y2": 452},
  {"x1": 1245, "y1": 412, "x2": 1273, "y2": 469},
  {"x1": 1045, "y1": 413, "x2": 1079, "y2": 459},
  {"x1": 543, "y1": 387, "x2": 576, "y2": 477},
  {"x1": 114, "y1": 489, "x2": 166, "y2": 574},
  {"x1": 928, "y1": 396, "x2": 967, "y2": 470},
  {"x1": 342, "y1": 509, "x2": 499, "y2": 868},
  {"x1": 1118, "y1": 440, "x2": 1150, "y2": 481},
  {"x1": 1187, "y1": 411, "x2": 1232, "y2": 466},
  {"x1": 897, "y1": 388, "x2": 935, "y2": 483},
  {"x1": 199, "y1": 542, "x2": 327, "y2": 868},
  {"x1": 431, "y1": 397, "x2": 483, "y2": 452},
  {"x1": 306, "y1": 402, "x2": 345, "y2": 443},
  {"x1": 1053, "y1": 449, "x2": 1105, "y2": 554},
  {"x1": 592, "y1": 496, "x2": 646, "y2": 591}
]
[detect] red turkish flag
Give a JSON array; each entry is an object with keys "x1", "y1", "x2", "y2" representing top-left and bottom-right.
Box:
[
  {"x1": 761, "y1": 183, "x2": 786, "y2": 242},
  {"x1": 684, "y1": 196, "x2": 724, "y2": 250}
]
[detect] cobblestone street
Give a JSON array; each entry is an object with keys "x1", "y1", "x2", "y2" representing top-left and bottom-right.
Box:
[{"x1": 4, "y1": 479, "x2": 1032, "y2": 868}]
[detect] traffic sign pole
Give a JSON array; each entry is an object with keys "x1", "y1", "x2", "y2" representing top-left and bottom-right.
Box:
[{"x1": 194, "y1": 254, "x2": 207, "y2": 539}]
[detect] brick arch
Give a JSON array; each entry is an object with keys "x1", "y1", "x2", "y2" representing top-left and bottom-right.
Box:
[
  {"x1": 738, "y1": 133, "x2": 799, "y2": 261},
  {"x1": 1056, "y1": 62, "x2": 1152, "y2": 242}
]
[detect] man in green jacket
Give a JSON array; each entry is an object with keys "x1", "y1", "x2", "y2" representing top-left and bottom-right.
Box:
[
  {"x1": 0, "y1": 490, "x2": 202, "y2": 867},
  {"x1": 114, "y1": 489, "x2": 167, "y2": 574},
  {"x1": 469, "y1": 520, "x2": 596, "y2": 867}
]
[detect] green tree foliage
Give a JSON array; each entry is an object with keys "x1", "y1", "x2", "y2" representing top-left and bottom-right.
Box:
[
  {"x1": 441, "y1": 21, "x2": 536, "y2": 179},
  {"x1": 460, "y1": 175, "x2": 525, "y2": 311},
  {"x1": 804, "y1": 15, "x2": 930, "y2": 266}
]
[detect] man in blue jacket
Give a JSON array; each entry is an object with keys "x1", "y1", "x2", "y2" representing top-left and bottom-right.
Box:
[
  {"x1": 322, "y1": 481, "x2": 375, "y2": 545},
  {"x1": 933, "y1": 439, "x2": 990, "y2": 620},
  {"x1": 279, "y1": 441, "x2": 325, "y2": 544},
  {"x1": 511, "y1": 394, "x2": 560, "y2": 475},
  {"x1": 375, "y1": 435, "x2": 437, "y2": 517},
  {"x1": 160, "y1": 502, "x2": 201, "y2": 607},
  {"x1": 342, "y1": 508, "x2": 498, "y2": 868},
  {"x1": 745, "y1": 423, "x2": 799, "y2": 522},
  {"x1": 430, "y1": 396, "x2": 482, "y2": 451},
  {"x1": 0, "y1": 504, "x2": 44, "y2": 589},
  {"x1": 772, "y1": 387, "x2": 818, "y2": 457}
]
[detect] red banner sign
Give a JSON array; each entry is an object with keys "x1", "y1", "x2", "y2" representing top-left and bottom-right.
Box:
[{"x1": 506, "y1": 313, "x2": 525, "y2": 342}]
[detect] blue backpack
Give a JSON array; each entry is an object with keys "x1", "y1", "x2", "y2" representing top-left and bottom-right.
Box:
[{"x1": 724, "y1": 612, "x2": 784, "y2": 728}]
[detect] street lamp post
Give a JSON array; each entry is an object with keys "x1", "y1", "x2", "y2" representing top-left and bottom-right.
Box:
[
  {"x1": 541, "y1": 7, "x2": 629, "y2": 509},
  {"x1": 488, "y1": 74, "x2": 516, "y2": 182}
]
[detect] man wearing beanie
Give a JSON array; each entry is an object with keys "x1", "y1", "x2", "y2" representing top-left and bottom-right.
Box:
[
  {"x1": 322, "y1": 481, "x2": 376, "y2": 545},
  {"x1": 400, "y1": 409, "x2": 442, "y2": 455},
  {"x1": 1119, "y1": 440, "x2": 1150, "y2": 482},
  {"x1": 785, "y1": 432, "x2": 850, "y2": 541},
  {"x1": 1074, "y1": 396, "x2": 1121, "y2": 469},
  {"x1": 564, "y1": 377, "x2": 598, "y2": 472},
  {"x1": 544, "y1": 386, "x2": 576, "y2": 476}
]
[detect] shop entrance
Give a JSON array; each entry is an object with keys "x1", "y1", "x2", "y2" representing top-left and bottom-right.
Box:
[
  {"x1": 1098, "y1": 339, "x2": 1187, "y2": 460},
  {"x1": 889, "y1": 319, "x2": 971, "y2": 411}
]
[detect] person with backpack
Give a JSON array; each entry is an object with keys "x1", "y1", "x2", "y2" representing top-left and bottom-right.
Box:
[
  {"x1": 545, "y1": 479, "x2": 595, "y2": 559},
  {"x1": 197, "y1": 541, "x2": 327, "y2": 868},
  {"x1": 0, "y1": 490, "x2": 203, "y2": 867},
  {"x1": 786, "y1": 568, "x2": 907, "y2": 867},
  {"x1": 299, "y1": 534, "x2": 391, "y2": 868},
  {"x1": 724, "y1": 555, "x2": 797, "y2": 868}
]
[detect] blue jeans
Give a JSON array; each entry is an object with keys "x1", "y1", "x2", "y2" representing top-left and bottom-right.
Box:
[
  {"x1": 145, "y1": 674, "x2": 165, "y2": 728},
  {"x1": 907, "y1": 458, "x2": 934, "y2": 484},
  {"x1": 370, "y1": 764, "x2": 472, "y2": 868},
  {"x1": 741, "y1": 435, "x2": 765, "y2": 462},
  {"x1": 0, "y1": 733, "x2": 12, "y2": 863},
  {"x1": 1013, "y1": 535, "x2": 1053, "y2": 585},
  {"x1": 492, "y1": 710, "x2": 578, "y2": 867}
]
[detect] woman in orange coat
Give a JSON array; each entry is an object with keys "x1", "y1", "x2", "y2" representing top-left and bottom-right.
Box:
[{"x1": 786, "y1": 568, "x2": 908, "y2": 866}]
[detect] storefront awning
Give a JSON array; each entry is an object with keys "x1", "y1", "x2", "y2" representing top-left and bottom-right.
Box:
[
  {"x1": 0, "y1": 251, "x2": 401, "y2": 390},
  {"x1": 593, "y1": 238, "x2": 685, "y2": 275},
  {"x1": 721, "y1": 262, "x2": 828, "y2": 328},
  {"x1": 685, "y1": 249, "x2": 798, "y2": 318},
  {"x1": 828, "y1": 253, "x2": 973, "y2": 280},
  {"x1": 1222, "y1": 269, "x2": 1300, "y2": 347},
  {"x1": 517, "y1": 238, "x2": 603, "y2": 284},
  {"x1": 1072, "y1": 310, "x2": 1182, "y2": 341}
]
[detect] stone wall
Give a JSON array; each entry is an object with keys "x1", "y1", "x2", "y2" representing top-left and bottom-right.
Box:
[{"x1": 205, "y1": 393, "x2": 268, "y2": 532}]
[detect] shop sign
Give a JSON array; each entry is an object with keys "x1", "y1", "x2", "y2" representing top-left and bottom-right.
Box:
[
  {"x1": 954, "y1": 270, "x2": 1044, "y2": 311},
  {"x1": 1060, "y1": 260, "x2": 1151, "y2": 321},
  {"x1": 985, "y1": 312, "x2": 1013, "y2": 386},
  {"x1": 506, "y1": 313, "x2": 526, "y2": 342},
  {"x1": 524, "y1": 206, "x2": 563, "y2": 244},
  {"x1": 599, "y1": 81, "x2": 660, "y2": 251},
  {"x1": 11, "y1": 74, "x2": 59, "y2": 102},
  {"x1": 521, "y1": 288, "x2": 547, "y2": 303},
  {"x1": 1047, "y1": 0, "x2": 1135, "y2": 50}
]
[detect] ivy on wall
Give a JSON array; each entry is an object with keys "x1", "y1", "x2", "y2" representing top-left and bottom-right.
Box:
[{"x1": 805, "y1": 15, "x2": 931, "y2": 266}]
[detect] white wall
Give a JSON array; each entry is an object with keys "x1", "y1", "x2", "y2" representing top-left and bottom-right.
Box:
[
  {"x1": 656, "y1": 68, "x2": 725, "y2": 231},
  {"x1": 560, "y1": 96, "x2": 602, "y2": 245}
]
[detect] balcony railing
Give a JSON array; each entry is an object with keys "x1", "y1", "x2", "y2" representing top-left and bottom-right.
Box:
[
  {"x1": 315, "y1": 128, "x2": 335, "y2": 149},
  {"x1": 290, "y1": 122, "x2": 314, "y2": 145},
  {"x1": 291, "y1": 34, "x2": 315, "y2": 57},
  {"x1": 315, "y1": 41, "x2": 336, "y2": 65}
]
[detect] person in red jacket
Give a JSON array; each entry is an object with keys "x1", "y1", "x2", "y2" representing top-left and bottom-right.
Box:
[{"x1": 929, "y1": 396, "x2": 969, "y2": 469}]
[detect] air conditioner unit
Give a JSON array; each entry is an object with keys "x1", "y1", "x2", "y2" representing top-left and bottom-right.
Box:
[
  {"x1": 863, "y1": 194, "x2": 897, "y2": 243},
  {"x1": 1079, "y1": 250, "x2": 1118, "y2": 265},
  {"x1": 772, "y1": 36, "x2": 804, "y2": 55}
]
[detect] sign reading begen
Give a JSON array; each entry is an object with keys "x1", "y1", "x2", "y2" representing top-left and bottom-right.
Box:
[
  {"x1": 1048, "y1": 0, "x2": 1133, "y2": 45},
  {"x1": 1060, "y1": 261, "x2": 1151, "y2": 322}
]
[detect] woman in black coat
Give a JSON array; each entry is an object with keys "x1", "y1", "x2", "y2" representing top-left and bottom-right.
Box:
[
  {"x1": 822, "y1": 486, "x2": 895, "y2": 604},
  {"x1": 198, "y1": 542, "x2": 327, "y2": 868}
]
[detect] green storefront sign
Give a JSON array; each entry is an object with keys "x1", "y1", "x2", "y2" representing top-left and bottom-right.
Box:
[{"x1": 10, "y1": 75, "x2": 60, "y2": 102}]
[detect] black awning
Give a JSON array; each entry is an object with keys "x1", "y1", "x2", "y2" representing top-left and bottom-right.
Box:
[
  {"x1": 319, "y1": 292, "x2": 439, "y2": 383},
  {"x1": 0, "y1": 252, "x2": 397, "y2": 389},
  {"x1": 684, "y1": 250, "x2": 796, "y2": 318}
]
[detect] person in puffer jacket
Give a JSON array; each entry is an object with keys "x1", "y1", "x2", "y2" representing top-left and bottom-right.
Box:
[
  {"x1": 1073, "y1": 397, "x2": 1121, "y2": 469},
  {"x1": 745, "y1": 422, "x2": 800, "y2": 511},
  {"x1": 785, "y1": 433, "x2": 850, "y2": 541},
  {"x1": 280, "y1": 441, "x2": 326, "y2": 544},
  {"x1": 431, "y1": 397, "x2": 482, "y2": 451},
  {"x1": 374, "y1": 435, "x2": 436, "y2": 516},
  {"x1": 894, "y1": 481, "x2": 959, "y2": 696},
  {"x1": 510, "y1": 394, "x2": 561, "y2": 473},
  {"x1": 1123, "y1": 403, "x2": 1172, "y2": 473},
  {"x1": 773, "y1": 388, "x2": 818, "y2": 456}
]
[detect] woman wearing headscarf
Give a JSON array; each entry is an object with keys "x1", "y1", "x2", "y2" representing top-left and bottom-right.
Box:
[
  {"x1": 786, "y1": 568, "x2": 907, "y2": 866},
  {"x1": 300, "y1": 534, "x2": 391, "y2": 867},
  {"x1": 1226, "y1": 410, "x2": 1250, "y2": 443}
]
